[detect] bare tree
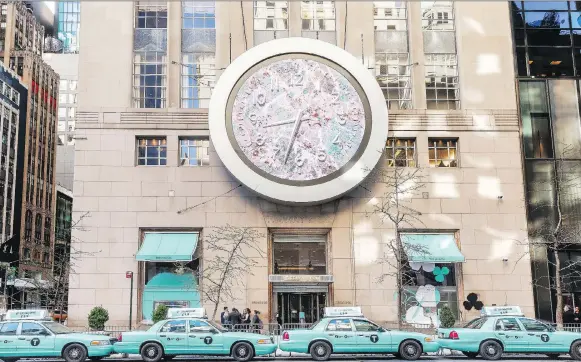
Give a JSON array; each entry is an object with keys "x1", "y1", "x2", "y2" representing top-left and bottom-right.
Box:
[
  {"x1": 520, "y1": 144, "x2": 581, "y2": 325},
  {"x1": 367, "y1": 142, "x2": 428, "y2": 327},
  {"x1": 201, "y1": 225, "x2": 265, "y2": 320}
]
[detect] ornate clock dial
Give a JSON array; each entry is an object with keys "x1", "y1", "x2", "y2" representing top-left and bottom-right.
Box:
[{"x1": 228, "y1": 55, "x2": 367, "y2": 183}]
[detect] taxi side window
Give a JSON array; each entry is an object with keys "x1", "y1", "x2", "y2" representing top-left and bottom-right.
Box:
[
  {"x1": 21, "y1": 323, "x2": 46, "y2": 335},
  {"x1": 465, "y1": 318, "x2": 487, "y2": 329},
  {"x1": 353, "y1": 319, "x2": 380, "y2": 332},
  {"x1": 0, "y1": 322, "x2": 18, "y2": 335},
  {"x1": 189, "y1": 320, "x2": 211, "y2": 332},
  {"x1": 495, "y1": 318, "x2": 522, "y2": 331},
  {"x1": 160, "y1": 320, "x2": 186, "y2": 333},
  {"x1": 326, "y1": 319, "x2": 353, "y2": 332},
  {"x1": 519, "y1": 318, "x2": 549, "y2": 332}
]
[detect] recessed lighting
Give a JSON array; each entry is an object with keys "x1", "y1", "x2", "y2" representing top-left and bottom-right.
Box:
[{"x1": 550, "y1": 60, "x2": 562, "y2": 65}]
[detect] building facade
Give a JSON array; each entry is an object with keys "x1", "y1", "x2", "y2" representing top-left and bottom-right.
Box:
[{"x1": 70, "y1": 0, "x2": 531, "y2": 327}]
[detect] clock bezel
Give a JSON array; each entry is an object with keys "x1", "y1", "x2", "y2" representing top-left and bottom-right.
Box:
[
  {"x1": 225, "y1": 53, "x2": 373, "y2": 186},
  {"x1": 209, "y1": 37, "x2": 388, "y2": 205}
]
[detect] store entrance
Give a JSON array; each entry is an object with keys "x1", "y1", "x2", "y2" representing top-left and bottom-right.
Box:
[{"x1": 277, "y1": 292, "x2": 326, "y2": 325}]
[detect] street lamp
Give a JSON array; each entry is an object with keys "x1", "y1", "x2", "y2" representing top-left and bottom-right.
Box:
[{"x1": 126, "y1": 271, "x2": 133, "y2": 331}]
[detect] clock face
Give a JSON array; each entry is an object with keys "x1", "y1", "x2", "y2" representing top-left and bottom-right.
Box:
[{"x1": 227, "y1": 54, "x2": 370, "y2": 185}]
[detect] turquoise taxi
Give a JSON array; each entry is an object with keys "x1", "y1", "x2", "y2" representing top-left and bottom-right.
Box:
[
  {"x1": 437, "y1": 306, "x2": 581, "y2": 360},
  {"x1": 279, "y1": 307, "x2": 439, "y2": 361},
  {"x1": 0, "y1": 309, "x2": 114, "y2": 362},
  {"x1": 113, "y1": 308, "x2": 276, "y2": 362}
]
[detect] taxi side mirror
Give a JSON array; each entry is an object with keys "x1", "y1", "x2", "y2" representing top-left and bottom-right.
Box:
[
  {"x1": 378, "y1": 327, "x2": 387, "y2": 333},
  {"x1": 550, "y1": 323, "x2": 558, "y2": 331}
]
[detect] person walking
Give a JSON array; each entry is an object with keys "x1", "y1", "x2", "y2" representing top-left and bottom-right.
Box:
[
  {"x1": 275, "y1": 312, "x2": 283, "y2": 335},
  {"x1": 252, "y1": 310, "x2": 263, "y2": 334},
  {"x1": 220, "y1": 307, "x2": 230, "y2": 328}
]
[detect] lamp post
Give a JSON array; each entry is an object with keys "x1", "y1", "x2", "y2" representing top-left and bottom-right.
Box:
[{"x1": 126, "y1": 271, "x2": 133, "y2": 331}]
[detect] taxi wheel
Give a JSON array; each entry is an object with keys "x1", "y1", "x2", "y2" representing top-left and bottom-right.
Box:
[
  {"x1": 309, "y1": 341, "x2": 332, "y2": 361},
  {"x1": 479, "y1": 340, "x2": 503, "y2": 361},
  {"x1": 570, "y1": 341, "x2": 581, "y2": 360},
  {"x1": 463, "y1": 352, "x2": 479, "y2": 358},
  {"x1": 399, "y1": 340, "x2": 422, "y2": 360},
  {"x1": 231, "y1": 342, "x2": 254, "y2": 362},
  {"x1": 141, "y1": 342, "x2": 164, "y2": 362},
  {"x1": 63, "y1": 343, "x2": 87, "y2": 362}
]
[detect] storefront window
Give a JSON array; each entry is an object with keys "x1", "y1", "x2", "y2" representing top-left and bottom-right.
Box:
[
  {"x1": 145, "y1": 260, "x2": 199, "y2": 284},
  {"x1": 272, "y1": 234, "x2": 326, "y2": 275}
]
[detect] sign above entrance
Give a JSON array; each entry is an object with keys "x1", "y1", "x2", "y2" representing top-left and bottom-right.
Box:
[
  {"x1": 324, "y1": 307, "x2": 363, "y2": 317},
  {"x1": 167, "y1": 308, "x2": 206, "y2": 319},
  {"x1": 269, "y1": 275, "x2": 334, "y2": 283},
  {"x1": 209, "y1": 37, "x2": 388, "y2": 205}
]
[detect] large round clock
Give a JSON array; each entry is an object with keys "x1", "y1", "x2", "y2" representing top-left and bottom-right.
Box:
[{"x1": 209, "y1": 38, "x2": 388, "y2": 205}]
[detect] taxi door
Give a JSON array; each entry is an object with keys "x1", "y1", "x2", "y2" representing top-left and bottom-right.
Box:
[
  {"x1": 188, "y1": 319, "x2": 223, "y2": 353},
  {"x1": 493, "y1": 317, "x2": 528, "y2": 352},
  {"x1": 157, "y1": 319, "x2": 189, "y2": 354},
  {"x1": 324, "y1": 319, "x2": 357, "y2": 353},
  {"x1": 16, "y1": 322, "x2": 55, "y2": 356},
  {"x1": 518, "y1": 318, "x2": 564, "y2": 352},
  {"x1": 353, "y1": 319, "x2": 390, "y2": 352},
  {"x1": 0, "y1": 322, "x2": 20, "y2": 357}
]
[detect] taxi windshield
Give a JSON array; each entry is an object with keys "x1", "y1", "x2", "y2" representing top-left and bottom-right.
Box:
[
  {"x1": 309, "y1": 320, "x2": 322, "y2": 330},
  {"x1": 42, "y1": 322, "x2": 73, "y2": 334}
]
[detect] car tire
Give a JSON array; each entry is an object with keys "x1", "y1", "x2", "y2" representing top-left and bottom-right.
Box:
[
  {"x1": 546, "y1": 354, "x2": 560, "y2": 359},
  {"x1": 399, "y1": 340, "x2": 423, "y2": 360},
  {"x1": 393, "y1": 353, "x2": 402, "y2": 359},
  {"x1": 141, "y1": 342, "x2": 164, "y2": 362},
  {"x1": 63, "y1": 343, "x2": 88, "y2": 362},
  {"x1": 231, "y1": 342, "x2": 254, "y2": 362},
  {"x1": 570, "y1": 341, "x2": 581, "y2": 361},
  {"x1": 463, "y1": 352, "x2": 479, "y2": 358},
  {"x1": 479, "y1": 340, "x2": 503, "y2": 361},
  {"x1": 309, "y1": 341, "x2": 332, "y2": 361}
]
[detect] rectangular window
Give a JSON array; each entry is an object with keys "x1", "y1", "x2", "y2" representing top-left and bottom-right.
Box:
[
  {"x1": 254, "y1": 1, "x2": 288, "y2": 30},
  {"x1": 179, "y1": 137, "x2": 210, "y2": 166},
  {"x1": 182, "y1": 1, "x2": 215, "y2": 29},
  {"x1": 422, "y1": 1, "x2": 459, "y2": 109},
  {"x1": 272, "y1": 234, "x2": 327, "y2": 275},
  {"x1": 135, "y1": 1, "x2": 168, "y2": 29},
  {"x1": 136, "y1": 137, "x2": 167, "y2": 166},
  {"x1": 181, "y1": 53, "x2": 215, "y2": 109},
  {"x1": 133, "y1": 51, "x2": 167, "y2": 109},
  {"x1": 301, "y1": 1, "x2": 335, "y2": 31},
  {"x1": 375, "y1": 53, "x2": 412, "y2": 110},
  {"x1": 428, "y1": 138, "x2": 458, "y2": 167},
  {"x1": 386, "y1": 138, "x2": 416, "y2": 167}
]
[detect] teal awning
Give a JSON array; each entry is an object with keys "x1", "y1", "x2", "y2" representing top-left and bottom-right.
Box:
[
  {"x1": 136, "y1": 233, "x2": 199, "y2": 262},
  {"x1": 401, "y1": 234, "x2": 465, "y2": 263}
]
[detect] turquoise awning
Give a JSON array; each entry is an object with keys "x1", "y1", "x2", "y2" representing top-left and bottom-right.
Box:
[
  {"x1": 401, "y1": 234, "x2": 465, "y2": 263},
  {"x1": 136, "y1": 233, "x2": 199, "y2": 262}
]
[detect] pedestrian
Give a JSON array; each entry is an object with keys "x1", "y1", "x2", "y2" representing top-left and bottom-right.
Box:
[
  {"x1": 252, "y1": 310, "x2": 263, "y2": 334},
  {"x1": 220, "y1": 307, "x2": 230, "y2": 328},
  {"x1": 242, "y1": 308, "x2": 251, "y2": 331},
  {"x1": 276, "y1": 312, "x2": 282, "y2": 335},
  {"x1": 229, "y1": 308, "x2": 242, "y2": 329},
  {"x1": 574, "y1": 306, "x2": 581, "y2": 323},
  {"x1": 564, "y1": 305, "x2": 574, "y2": 324}
]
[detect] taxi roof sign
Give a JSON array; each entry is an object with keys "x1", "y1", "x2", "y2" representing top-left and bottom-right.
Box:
[
  {"x1": 481, "y1": 306, "x2": 524, "y2": 317},
  {"x1": 5, "y1": 310, "x2": 50, "y2": 321},
  {"x1": 167, "y1": 308, "x2": 206, "y2": 319},
  {"x1": 324, "y1": 307, "x2": 363, "y2": 317}
]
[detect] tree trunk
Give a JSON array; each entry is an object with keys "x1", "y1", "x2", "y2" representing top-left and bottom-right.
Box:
[{"x1": 554, "y1": 245, "x2": 563, "y2": 326}]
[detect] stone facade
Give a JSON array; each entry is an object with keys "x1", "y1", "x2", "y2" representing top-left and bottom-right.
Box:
[{"x1": 70, "y1": 1, "x2": 533, "y2": 326}]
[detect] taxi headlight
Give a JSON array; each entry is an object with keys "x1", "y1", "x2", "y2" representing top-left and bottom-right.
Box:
[
  {"x1": 424, "y1": 337, "x2": 434, "y2": 342},
  {"x1": 90, "y1": 340, "x2": 110, "y2": 346},
  {"x1": 257, "y1": 339, "x2": 272, "y2": 344}
]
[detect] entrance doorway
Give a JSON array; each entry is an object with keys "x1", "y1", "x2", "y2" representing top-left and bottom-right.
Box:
[{"x1": 277, "y1": 292, "x2": 326, "y2": 325}]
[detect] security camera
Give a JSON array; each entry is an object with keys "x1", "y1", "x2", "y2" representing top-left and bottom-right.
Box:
[
  {"x1": 497, "y1": 195, "x2": 503, "y2": 199},
  {"x1": 502, "y1": 258, "x2": 508, "y2": 262}
]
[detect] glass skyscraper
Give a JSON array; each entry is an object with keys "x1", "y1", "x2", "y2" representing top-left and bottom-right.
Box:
[{"x1": 56, "y1": 1, "x2": 80, "y2": 53}]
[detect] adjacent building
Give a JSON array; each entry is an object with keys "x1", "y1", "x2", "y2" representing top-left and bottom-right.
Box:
[{"x1": 70, "y1": 0, "x2": 531, "y2": 327}]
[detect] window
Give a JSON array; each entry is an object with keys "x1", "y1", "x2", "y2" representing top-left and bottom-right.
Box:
[
  {"x1": 464, "y1": 318, "x2": 487, "y2": 329},
  {"x1": 179, "y1": 137, "x2": 210, "y2": 166},
  {"x1": 254, "y1": 1, "x2": 288, "y2": 31},
  {"x1": 21, "y1": 322, "x2": 46, "y2": 335},
  {"x1": 422, "y1": 1, "x2": 459, "y2": 110},
  {"x1": 386, "y1": 138, "x2": 416, "y2": 167},
  {"x1": 273, "y1": 234, "x2": 326, "y2": 275},
  {"x1": 23, "y1": 248, "x2": 30, "y2": 259},
  {"x1": 301, "y1": 1, "x2": 336, "y2": 43},
  {"x1": 374, "y1": 1, "x2": 410, "y2": 109},
  {"x1": 181, "y1": 53, "x2": 215, "y2": 109},
  {"x1": 189, "y1": 320, "x2": 211, "y2": 332},
  {"x1": 34, "y1": 213, "x2": 42, "y2": 241},
  {"x1": 353, "y1": 319, "x2": 380, "y2": 332},
  {"x1": 519, "y1": 318, "x2": 550, "y2": 332},
  {"x1": 326, "y1": 319, "x2": 352, "y2": 332},
  {"x1": 135, "y1": 1, "x2": 167, "y2": 29},
  {"x1": 137, "y1": 137, "x2": 167, "y2": 166},
  {"x1": 133, "y1": 52, "x2": 167, "y2": 109},
  {"x1": 160, "y1": 320, "x2": 186, "y2": 333},
  {"x1": 0, "y1": 322, "x2": 18, "y2": 335},
  {"x1": 495, "y1": 317, "x2": 522, "y2": 331},
  {"x1": 428, "y1": 138, "x2": 458, "y2": 167},
  {"x1": 182, "y1": 1, "x2": 215, "y2": 29}
]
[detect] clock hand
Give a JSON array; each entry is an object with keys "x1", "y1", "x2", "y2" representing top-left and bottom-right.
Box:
[
  {"x1": 283, "y1": 110, "x2": 305, "y2": 165},
  {"x1": 263, "y1": 118, "x2": 295, "y2": 128}
]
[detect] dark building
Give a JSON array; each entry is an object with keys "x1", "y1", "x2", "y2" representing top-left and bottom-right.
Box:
[{"x1": 512, "y1": 1, "x2": 581, "y2": 321}]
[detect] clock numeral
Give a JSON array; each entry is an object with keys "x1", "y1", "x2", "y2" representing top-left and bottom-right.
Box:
[
  {"x1": 337, "y1": 117, "x2": 346, "y2": 126},
  {"x1": 291, "y1": 73, "x2": 304, "y2": 87},
  {"x1": 256, "y1": 137, "x2": 265, "y2": 146},
  {"x1": 317, "y1": 150, "x2": 327, "y2": 162},
  {"x1": 295, "y1": 155, "x2": 305, "y2": 167},
  {"x1": 254, "y1": 91, "x2": 266, "y2": 106},
  {"x1": 249, "y1": 113, "x2": 258, "y2": 125},
  {"x1": 271, "y1": 75, "x2": 280, "y2": 92}
]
